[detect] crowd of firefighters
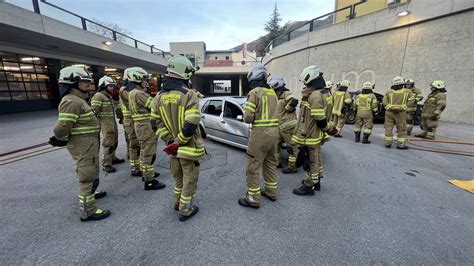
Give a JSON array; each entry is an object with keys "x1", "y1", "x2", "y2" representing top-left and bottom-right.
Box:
[{"x1": 49, "y1": 56, "x2": 447, "y2": 222}]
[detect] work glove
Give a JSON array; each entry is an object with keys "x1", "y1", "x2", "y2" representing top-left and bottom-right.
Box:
[
  {"x1": 430, "y1": 115, "x2": 439, "y2": 121},
  {"x1": 118, "y1": 118, "x2": 123, "y2": 124},
  {"x1": 48, "y1": 136, "x2": 68, "y2": 147},
  {"x1": 327, "y1": 126, "x2": 338, "y2": 136},
  {"x1": 163, "y1": 142, "x2": 179, "y2": 155}
]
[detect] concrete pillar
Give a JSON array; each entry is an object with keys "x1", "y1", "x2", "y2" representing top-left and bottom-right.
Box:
[{"x1": 239, "y1": 75, "x2": 243, "y2": 96}]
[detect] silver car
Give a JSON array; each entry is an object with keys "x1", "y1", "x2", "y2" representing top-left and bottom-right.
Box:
[{"x1": 199, "y1": 96, "x2": 250, "y2": 149}]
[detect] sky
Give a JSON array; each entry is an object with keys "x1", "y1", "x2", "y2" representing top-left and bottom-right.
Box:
[{"x1": 8, "y1": 0, "x2": 335, "y2": 51}]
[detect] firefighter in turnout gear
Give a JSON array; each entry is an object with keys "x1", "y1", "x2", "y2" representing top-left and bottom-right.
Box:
[
  {"x1": 382, "y1": 76, "x2": 415, "y2": 149},
  {"x1": 268, "y1": 76, "x2": 299, "y2": 174},
  {"x1": 49, "y1": 66, "x2": 110, "y2": 222},
  {"x1": 354, "y1": 82, "x2": 378, "y2": 144},
  {"x1": 317, "y1": 81, "x2": 335, "y2": 179},
  {"x1": 91, "y1": 76, "x2": 125, "y2": 173},
  {"x1": 332, "y1": 80, "x2": 352, "y2": 137},
  {"x1": 127, "y1": 67, "x2": 164, "y2": 190},
  {"x1": 405, "y1": 79, "x2": 423, "y2": 135},
  {"x1": 292, "y1": 66, "x2": 337, "y2": 196},
  {"x1": 119, "y1": 70, "x2": 142, "y2": 177},
  {"x1": 415, "y1": 80, "x2": 447, "y2": 140},
  {"x1": 151, "y1": 55, "x2": 203, "y2": 221},
  {"x1": 238, "y1": 64, "x2": 279, "y2": 208}
]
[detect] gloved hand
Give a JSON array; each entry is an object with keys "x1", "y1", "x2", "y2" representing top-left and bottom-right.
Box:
[
  {"x1": 430, "y1": 115, "x2": 439, "y2": 121},
  {"x1": 48, "y1": 136, "x2": 68, "y2": 147},
  {"x1": 163, "y1": 142, "x2": 179, "y2": 155},
  {"x1": 327, "y1": 126, "x2": 338, "y2": 136},
  {"x1": 118, "y1": 118, "x2": 123, "y2": 124},
  {"x1": 391, "y1": 108, "x2": 401, "y2": 114}
]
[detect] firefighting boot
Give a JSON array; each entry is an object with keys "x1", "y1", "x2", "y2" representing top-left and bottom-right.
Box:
[
  {"x1": 80, "y1": 209, "x2": 111, "y2": 222},
  {"x1": 112, "y1": 158, "x2": 126, "y2": 165},
  {"x1": 102, "y1": 165, "x2": 116, "y2": 173},
  {"x1": 141, "y1": 172, "x2": 160, "y2": 181},
  {"x1": 355, "y1": 132, "x2": 361, "y2": 142},
  {"x1": 292, "y1": 184, "x2": 315, "y2": 196},
  {"x1": 282, "y1": 166, "x2": 297, "y2": 174},
  {"x1": 94, "y1": 191, "x2": 107, "y2": 199},
  {"x1": 238, "y1": 198, "x2": 260, "y2": 209},
  {"x1": 362, "y1": 133, "x2": 371, "y2": 144},
  {"x1": 385, "y1": 141, "x2": 392, "y2": 148},
  {"x1": 131, "y1": 166, "x2": 142, "y2": 177},
  {"x1": 415, "y1": 133, "x2": 427, "y2": 138},
  {"x1": 144, "y1": 179, "x2": 166, "y2": 190},
  {"x1": 261, "y1": 190, "x2": 276, "y2": 201},
  {"x1": 174, "y1": 202, "x2": 179, "y2": 211},
  {"x1": 334, "y1": 134, "x2": 343, "y2": 138},
  {"x1": 277, "y1": 163, "x2": 282, "y2": 169},
  {"x1": 178, "y1": 206, "x2": 199, "y2": 222},
  {"x1": 396, "y1": 144, "x2": 409, "y2": 150}
]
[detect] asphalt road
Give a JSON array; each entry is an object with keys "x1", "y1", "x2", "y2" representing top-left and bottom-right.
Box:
[{"x1": 1, "y1": 111, "x2": 473, "y2": 264}]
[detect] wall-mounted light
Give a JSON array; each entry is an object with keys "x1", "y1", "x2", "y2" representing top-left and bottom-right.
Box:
[
  {"x1": 103, "y1": 41, "x2": 112, "y2": 46},
  {"x1": 397, "y1": 10, "x2": 410, "y2": 17},
  {"x1": 105, "y1": 68, "x2": 117, "y2": 72}
]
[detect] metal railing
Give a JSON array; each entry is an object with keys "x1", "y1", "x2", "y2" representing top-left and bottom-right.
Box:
[
  {"x1": 12, "y1": 0, "x2": 167, "y2": 57},
  {"x1": 264, "y1": 0, "x2": 381, "y2": 53}
]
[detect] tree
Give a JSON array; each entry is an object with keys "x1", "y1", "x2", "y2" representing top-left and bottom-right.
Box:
[
  {"x1": 88, "y1": 18, "x2": 133, "y2": 43},
  {"x1": 256, "y1": 3, "x2": 284, "y2": 56}
]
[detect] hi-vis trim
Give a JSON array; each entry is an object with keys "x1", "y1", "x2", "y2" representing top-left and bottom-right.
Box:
[
  {"x1": 177, "y1": 146, "x2": 205, "y2": 157},
  {"x1": 58, "y1": 112, "x2": 79, "y2": 122},
  {"x1": 292, "y1": 134, "x2": 323, "y2": 145},
  {"x1": 247, "y1": 187, "x2": 261, "y2": 195},
  {"x1": 159, "y1": 106, "x2": 173, "y2": 133},
  {"x1": 70, "y1": 126, "x2": 100, "y2": 135},
  {"x1": 184, "y1": 109, "x2": 201, "y2": 119},
  {"x1": 77, "y1": 111, "x2": 96, "y2": 121},
  {"x1": 244, "y1": 101, "x2": 256, "y2": 112}
]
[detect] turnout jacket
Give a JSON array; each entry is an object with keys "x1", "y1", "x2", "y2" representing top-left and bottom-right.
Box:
[
  {"x1": 54, "y1": 91, "x2": 100, "y2": 141},
  {"x1": 276, "y1": 88, "x2": 298, "y2": 132},
  {"x1": 151, "y1": 79, "x2": 205, "y2": 161}
]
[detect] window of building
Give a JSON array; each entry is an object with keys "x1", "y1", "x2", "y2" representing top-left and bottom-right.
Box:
[{"x1": 0, "y1": 52, "x2": 52, "y2": 101}]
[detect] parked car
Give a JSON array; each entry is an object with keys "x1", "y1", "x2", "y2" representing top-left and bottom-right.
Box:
[
  {"x1": 345, "y1": 91, "x2": 421, "y2": 125},
  {"x1": 199, "y1": 96, "x2": 250, "y2": 149}
]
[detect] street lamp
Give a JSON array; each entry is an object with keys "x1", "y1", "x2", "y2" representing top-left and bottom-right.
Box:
[{"x1": 397, "y1": 10, "x2": 410, "y2": 17}]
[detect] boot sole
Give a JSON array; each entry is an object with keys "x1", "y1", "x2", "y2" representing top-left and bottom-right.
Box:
[
  {"x1": 261, "y1": 190, "x2": 276, "y2": 201},
  {"x1": 292, "y1": 189, "x2": 315, "y2": 196},
  {"x1": 80, "y1": 211, "x2": 111, "y2": 222}
]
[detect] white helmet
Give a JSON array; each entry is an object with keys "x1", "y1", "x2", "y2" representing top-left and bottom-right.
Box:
[
  {"x1": 125, "y1": 67, "x2": 149, "y2": 83},
  {"x1": 299, "y1": 65, "x2": 321, "y2": 85},
  {"x1": 268, "y1": 76, "x2": 285, "y2": 89},
  {"x1": 392, "y1": 76, "x2": 404, "y2": 86},
  {"x1": 325, "y1": 81, "x2": 334, "y2": 89},
  {"x1": 340, "y1": 80, "x2": 350, "y2": 88},
  {"x1": 247, "y1": 64, "x2": 268, "y2": 82},
  {"x1": 98, "y1": 76, "x2": 116, "y2": 90},
  {"x1": 58, "y1": 65, "x2": 93, "y2": 84},
  {"x1": 362, "y1": 81, "x2": 374, "y2": 89}
]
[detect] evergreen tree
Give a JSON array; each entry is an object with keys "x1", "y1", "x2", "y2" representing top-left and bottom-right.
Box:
[{"x1": 256, "y1": 3, "x2": 283, "y2": 56}]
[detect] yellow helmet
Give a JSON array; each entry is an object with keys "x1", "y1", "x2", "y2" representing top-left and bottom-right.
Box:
[
  {"x1": 340, "y1": 80, "x2": 350, "y2": 87},
  {"x1": 325, "y1": 81, "x2": 334, "y2": 89},
  {"x1": 362, "y1": 81, "x2": 374, "y2": 89},
  {"x1": 392, "y1": 76, "x2": 404, "y2": 86},
  {"x1": 58, "y1": 65, "x2": 93, "y2": 84},
  {"x1": 431, "y1": 80, "x2": 445, "y2": 89}
]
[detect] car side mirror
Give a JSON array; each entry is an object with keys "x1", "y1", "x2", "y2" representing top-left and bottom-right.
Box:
[{"x1": 236, "y1": 115, "x2": 243, "y2": 121}]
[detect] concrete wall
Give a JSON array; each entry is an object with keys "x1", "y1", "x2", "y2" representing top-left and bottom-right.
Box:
[{"x1": 263, "y1": 0, "x2": 474, "y2": 124}]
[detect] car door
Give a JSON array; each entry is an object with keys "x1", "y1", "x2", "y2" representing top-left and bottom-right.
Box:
[
  {"x1": 221, "y1": 100, "x2": 250, "y2": 146},
  {"x1": 201, "y1": 99, "x2": 225, "y2": 139}
]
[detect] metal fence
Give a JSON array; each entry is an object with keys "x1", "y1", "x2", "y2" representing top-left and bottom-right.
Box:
[
  {"x1": 265, "y1": 0, "x2": 378, "y2": 53},
  {"x1": 6, "y1": 0, "x2": 166, "y2": 57}
]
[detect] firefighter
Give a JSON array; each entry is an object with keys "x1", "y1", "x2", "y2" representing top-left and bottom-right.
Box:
[
  {"x1": 151, "y1": 55, "x2": 203, "y2": 221},
  {"x1": 238, "y1": 64, "x2": 279, "y2": 208},
  {"x1": 382, "y1": 76, "x2": 415, "y2": 149},
  {"x1": 415, "y1": 80, "x2": 447, "y2": 140},
  {"x1": 119, "y1": 71, "x2": 142, "y2": 177},
  {"x1": 127, "y1": 67, "x2": 164, "y2": 190},
  {"x1": 91, "y1": 76, "x2": 125, "y2": 173},
  {"x1": 189, "y1": 79, "x2": 204, "y2": 98},
  {"x1": 48, "y1": 66, "x2": 110, "y2": 222},
  {"x1": 405, "y1": 79, "x2": 423, "y2": 135},
  {"x1": 332, "y1": 80, "x2": 352, "y2": 137},
  {"x1": 114, "y1": 89, "x2": 130, "y2": 159},
  {"x1": 354, "y1": 81, "x2": 378, "y2": 144},
  {"x1": 292, "y1": 65, "x2": 337, "y2": 196},
  {"x1": 268, "y1": 76, "x2": 299, "y2": 174},
  {"x1": 317, "y1": 81, "x2": 335, "y2": 179}
]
